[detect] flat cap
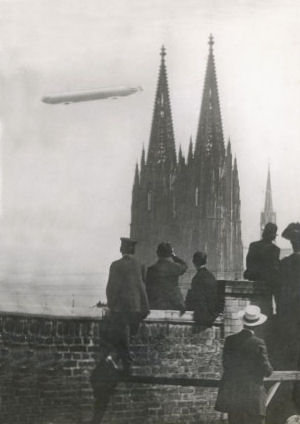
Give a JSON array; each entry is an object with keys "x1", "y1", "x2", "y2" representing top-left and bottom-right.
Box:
[{"x1": 120, "y1": 237, "x2": 137, "y2": 246}]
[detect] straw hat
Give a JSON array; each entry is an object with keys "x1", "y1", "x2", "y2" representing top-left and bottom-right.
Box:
[{"x1": 237, "y1": 305, "x2": 267, "y2": 327}]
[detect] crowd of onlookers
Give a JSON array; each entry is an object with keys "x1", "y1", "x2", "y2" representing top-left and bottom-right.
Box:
[{"x1": 92, "y1": 221, "x2": 300, "y2": 424}]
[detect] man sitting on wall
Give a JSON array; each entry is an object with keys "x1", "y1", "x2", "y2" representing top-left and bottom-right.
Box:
[
  {"x1": 145, "y1": 242, "x2": 187, "y2": 312},
  {"x1": 185, "y1": 251, "x2": 219, "y2": 326}
]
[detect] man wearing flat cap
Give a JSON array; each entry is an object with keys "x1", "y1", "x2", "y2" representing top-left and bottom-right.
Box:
[
  {"x1": 105, "y1": 237, "x2": 149, "y2": 374},
  {"x1": 215, "y1": 305, "x2": 273, "y2": 424}
]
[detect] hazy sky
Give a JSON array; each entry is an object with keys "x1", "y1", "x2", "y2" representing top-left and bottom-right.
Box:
[{"x1": 0, "y1": 0, "x2": 299, "y2": 287}]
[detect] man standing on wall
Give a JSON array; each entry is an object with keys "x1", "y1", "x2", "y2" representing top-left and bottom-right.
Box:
[
  {"x1": 185, "y1": 251, "x2": 220, "y2": 326},
  {"x1": 105, "y1": 237, "x2": 149, "y2": 374},
  {"x1": 244, "y1": 223, "x2": 280, "y2": 315},
  {"x1": 215, "y1": 304, "x2": 273, "y2": 424}
]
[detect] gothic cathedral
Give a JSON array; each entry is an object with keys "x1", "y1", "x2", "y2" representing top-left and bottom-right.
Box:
[{"x1": 130, "y1": 36, "x2": 243, "y2": 281}]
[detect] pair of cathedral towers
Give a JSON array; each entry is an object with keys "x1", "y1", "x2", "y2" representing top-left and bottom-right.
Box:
[{"x1": 130, "y1": 35, "x2": 243, "y2": 280}]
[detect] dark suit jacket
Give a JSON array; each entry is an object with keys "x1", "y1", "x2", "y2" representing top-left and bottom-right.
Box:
[
  {"x1": 185, "y1": 267, "x2": 219, "y2": 325},
  {"x1": 106, "y1": 254, "x2": 149, "y2": 316},
  {"x1": 145, "y1": 256, "x2": 187, "y2": 310},
  {"x1": 279, "y1": 253, "x2": 300, "y2": 319},
  {"x1": 244, "y1": 239, "x2": 280, "y2": 283},
  {"x1": 276, "y1": 253, "x2": 300, "y2": 370},
  {"x1": 215, "y1": 329, "x2": 273, "y2": 416}
]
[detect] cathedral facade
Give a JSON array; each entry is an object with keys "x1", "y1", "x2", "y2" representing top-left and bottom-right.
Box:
[{"x1": 131, "y1": 36, "x2": 243, "y2": 280}]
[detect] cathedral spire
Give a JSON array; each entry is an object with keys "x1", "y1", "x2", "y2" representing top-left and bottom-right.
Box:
[
  {"x1": 264, "y1": 165, "x2": 274, "y2": 212},
  {"x1": 140, "y1": 146, "x2": 145, "y2": 169},
  {"x1": 194, "y1": 35, "x2": 224, "y2": 159},
  {"x1": 260, "y1": 165, "x2": 276, "y2": 234},
  {"x1": 188, "y1": 136, "x2": 193, "y2": 164},
  {"x1": 133, "y1": 163, "x2": 139, "y2": 187},
  {"x1": 147, "y1": 46, "x2": 176, "y2": 167}
]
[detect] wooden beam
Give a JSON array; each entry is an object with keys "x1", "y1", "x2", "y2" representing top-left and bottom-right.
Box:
[{"x1": 100, "y1": 371, "x2": 300, "y2": 387}]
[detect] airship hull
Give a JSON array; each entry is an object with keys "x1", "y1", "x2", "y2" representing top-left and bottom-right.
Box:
[{"x1": 42, "y1": 86, "x2": 142, "y2": 105}]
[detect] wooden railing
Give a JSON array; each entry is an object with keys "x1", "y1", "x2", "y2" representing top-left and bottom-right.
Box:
[{"x1": 111, "y1": 371, "x2": 300, "y2": 408}]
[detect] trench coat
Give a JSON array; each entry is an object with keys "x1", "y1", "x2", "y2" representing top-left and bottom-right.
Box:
[
  {"x1": 106, "y1": 254, "x2": 149, "y2": 317},
  {"x1": 215, "y1": 329, "x2": 273, "y2": 416},
  {"x1": 185, "y1": 267, "x2": 219, "y2": 325},
  {"x1": 145, "y1": 256, "x2": 187, "y2": 310}
]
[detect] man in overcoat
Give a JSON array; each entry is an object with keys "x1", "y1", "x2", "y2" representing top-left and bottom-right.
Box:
[
  {"x1": 215, "y1": 304, "x2": 273, "y2": 424},
  {"x1": 185, "y1": 251, "x2": 219, "y2": 326},
  {"x1": 244, "y1": 222, "x2": 280, "y2": 284},
  {"x1": 105, "y1": 237, "x2": 149, "y2": 373},
  {"x1": 277, "y1": 223, "x2": 300, "y2": 410},
  {"x1": 244, "y1": 223, "x2": 280, "y2": 315},
  {"x1": 145, "y1": 242, "x2": 187, "y2": 311}
]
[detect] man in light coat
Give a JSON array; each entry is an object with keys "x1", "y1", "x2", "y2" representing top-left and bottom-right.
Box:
[
  {"x1": 215, "y1": 304, "x2": 273, "y2": 424},
  {"x1": 105, "y1": 237, "x2": 149, "y2": 373}
]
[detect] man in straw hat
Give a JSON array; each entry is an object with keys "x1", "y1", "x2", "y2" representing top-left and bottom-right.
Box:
[
  {"x1": 105, "y1": 237, "x2": 149, "y2": 374},
  {"x1": 215, "y1": 304, "x2": 273, "y2": 424}
]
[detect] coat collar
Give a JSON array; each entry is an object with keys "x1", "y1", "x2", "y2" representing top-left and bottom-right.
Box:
[
  {"x1": 157, "y1": 257, "x2": 173, "y2": 263},
  {"x1": 241, "y1": 328, "x2": 254, "y2": 336}
]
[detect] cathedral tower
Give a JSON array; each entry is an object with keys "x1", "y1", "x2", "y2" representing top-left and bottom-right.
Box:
[{"x1": 131, "y1": 37, "x2": 243, "y2": 282}]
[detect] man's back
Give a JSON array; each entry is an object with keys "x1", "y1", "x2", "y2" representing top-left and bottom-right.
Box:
[
  {"x1": 106, "y1": 254, "x2": 149, "y2": 313},
  {"x1": 216, "y1": 328, "x2": 273, "y2": 415},
  {"x1": 185, "y1": 267, "x2": 219, "y2": 325},
  {"x1": 146, "y1": 257, "x2": 186, "y2": 310},
  {"x1": 245, "y1": 239, "x2": 280, "y2": 281},
  {"x1": 223, "y1": 329, "x2": 273, "y2": 381}
]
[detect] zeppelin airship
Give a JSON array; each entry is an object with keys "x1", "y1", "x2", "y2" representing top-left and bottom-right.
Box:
[{"x1": 42, "y1": 85, "x2": 143, "y2": 105}]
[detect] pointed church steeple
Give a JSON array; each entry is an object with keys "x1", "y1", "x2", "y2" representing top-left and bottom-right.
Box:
[
  {"x1": 194, "y1": 35, "x2": 224, "y2": 160},
  {"x1": 188, "y1": 137, "x2": 193, "y2": 164},
  {"x1": 264, "y1": 165, "x2": 274, "y2": 213},
  {"x1": 133, "y1": 162, "x2": 139, "y2": 187},
  {"x1": 260, "y1": 165, "x2": 276, "y2": 235},
  {"x1": 147, "y1": 46, "x2": 176, "y2": 167}
]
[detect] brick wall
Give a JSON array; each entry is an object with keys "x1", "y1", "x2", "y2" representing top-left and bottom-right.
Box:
[{"x1": 0, "y1": 280, "x2": 269, "y2": 424}]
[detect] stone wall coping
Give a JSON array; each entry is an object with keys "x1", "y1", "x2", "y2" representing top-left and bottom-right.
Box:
[{"x1": 0, "y1": 308, "x2": 223, "y2": 325}]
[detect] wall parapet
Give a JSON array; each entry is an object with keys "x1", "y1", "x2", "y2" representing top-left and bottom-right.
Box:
[{"x1": 0, "y1": 279, "x2": 271, "y2": 423}]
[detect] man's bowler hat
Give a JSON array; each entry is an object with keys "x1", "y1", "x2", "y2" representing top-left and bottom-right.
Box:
[{"x1": 282, "y1": 223, "x2": 300, "y2": 241}]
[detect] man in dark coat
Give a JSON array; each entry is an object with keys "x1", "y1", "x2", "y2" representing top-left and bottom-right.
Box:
[
  {"x1": 215, "y1": 305, "x2": 273, "y2": 424},
  {"x1": 244, "y1": 223, "x2": 280, "y2": 315},
  {"x1": 105, "y1": 237, "x2": 149, "y2": 373},
  {"x1": 244, "y1": 222, "x2": 280, "y2": 284},
  {"x1": 145, "y1": 242, "x2": 187, "y2": 311},
  {"x1": 185, "y1": 251, "x2": 219, "y2": 326},
  {"x1": 277, "y1": 223, "x2": 300, "y2": 411}
]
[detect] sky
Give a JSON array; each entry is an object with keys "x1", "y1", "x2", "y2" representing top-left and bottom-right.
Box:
[{"x1": 0, "y1": 0, "x2": 299, "y2": 299}]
